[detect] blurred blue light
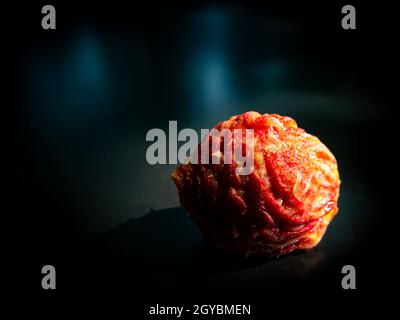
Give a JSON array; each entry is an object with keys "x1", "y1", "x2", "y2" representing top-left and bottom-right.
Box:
[
  {"x1": 71, "y1": 32, "x2": 107, "y2": 95},
  {"x1": 197, "y1": 52, "x2": 233, "y2": 108},
  {"x1": 27, "y1": 30, "x2": 111, "y2": 133},
  {"x1": 183, "y1": 7, "x2": 238, "y2": 123}
]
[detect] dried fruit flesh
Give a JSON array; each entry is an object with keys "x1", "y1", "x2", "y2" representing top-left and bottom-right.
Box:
[{"x1": 172, "y1": 111, "x2": 340, "y2": 257}]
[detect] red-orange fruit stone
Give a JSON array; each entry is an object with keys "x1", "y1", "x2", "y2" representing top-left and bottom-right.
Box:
[{"x1": 171, "y1": 111, "x2": 340, "y2": 257}]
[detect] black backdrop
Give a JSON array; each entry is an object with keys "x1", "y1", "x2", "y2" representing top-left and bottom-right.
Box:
[{"x1": 7, "y1": 0, "x2": 397, "y2": 316}]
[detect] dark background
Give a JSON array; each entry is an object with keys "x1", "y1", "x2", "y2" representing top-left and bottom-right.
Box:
[{"x1": 7, "y1": 0, "x2": 396, "y2": 315}]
